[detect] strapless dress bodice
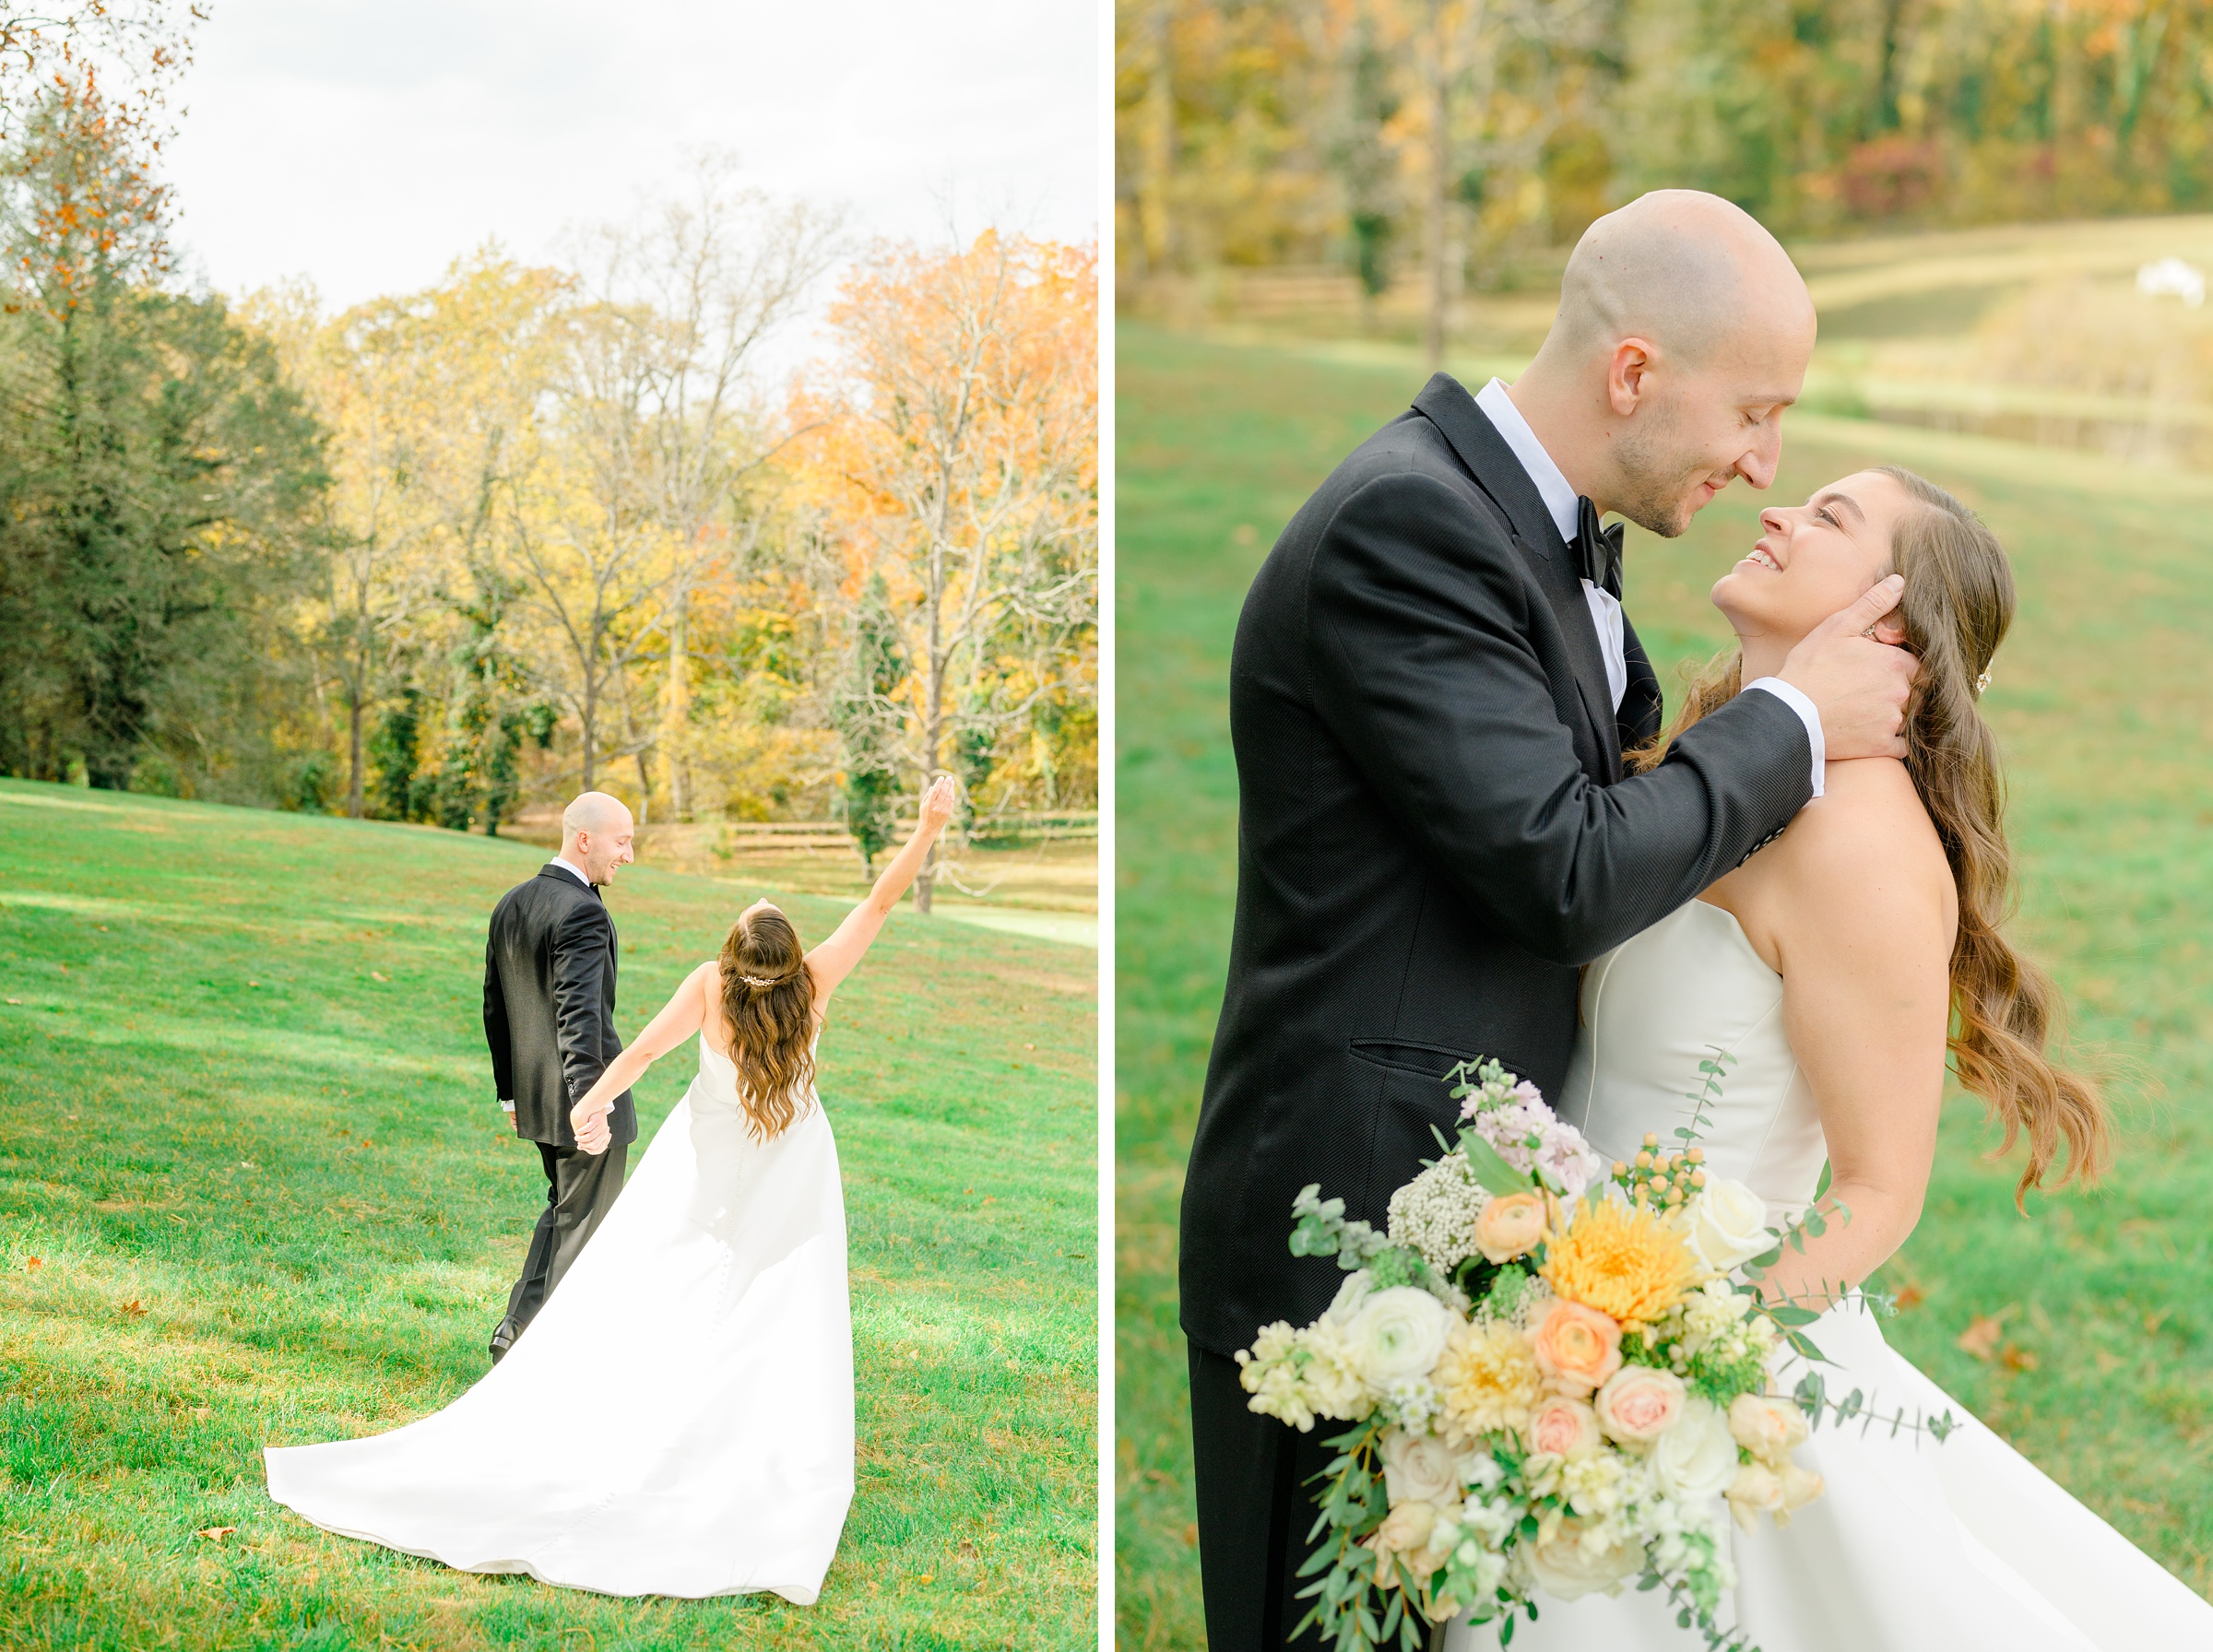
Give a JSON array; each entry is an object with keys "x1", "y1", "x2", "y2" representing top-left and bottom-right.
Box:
[{"x1": 1557, "y1": 899, "x2": 1826, "y2": 1223}]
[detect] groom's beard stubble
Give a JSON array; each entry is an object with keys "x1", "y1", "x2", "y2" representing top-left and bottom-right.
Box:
[{"x1": 1610, "y1": 403, "x2": 1713, "y2": 540}]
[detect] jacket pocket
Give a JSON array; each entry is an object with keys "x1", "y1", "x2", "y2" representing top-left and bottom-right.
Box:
[{"x1": 1346, "y1": 1037, "x2": 1472, "y2": 1080}]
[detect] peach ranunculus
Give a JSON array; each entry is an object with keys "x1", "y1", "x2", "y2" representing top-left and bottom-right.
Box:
[
  {"x1": 1776, "y1": 1460, "x2": 1825, "y2": 1526},
  {"x1": 1726, "y1": 1461, "x2": 1785, "y2": 1532},
  {"x1": 1529, "y1": 1297, "x2": 1624, "y2": 1396},
  {"x1": 1523, "y1": 1395, "x2": 1603, "y2": 1460},
  {"x1": 1728, "y1": 1392, "x2": 1811, "y2": 1465},
  {"x1": 1592, "y1": 1365, "x2": 1686, "y2": 1447},
  {"x1": 1367, "y1": 1498, "x2": 1440, "y2": 1590},
  {"x1": 1473, "y1": 1190, "x2": 1549, "y2": 1263}
]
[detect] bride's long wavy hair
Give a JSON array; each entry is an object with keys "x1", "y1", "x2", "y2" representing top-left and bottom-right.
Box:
[
  {"x1": 716, "y1": 904, "x2": 817, "y2": 1141},
  {"x1": 1631, "y1": 466, "x2": 2108, "y2": 1204}
]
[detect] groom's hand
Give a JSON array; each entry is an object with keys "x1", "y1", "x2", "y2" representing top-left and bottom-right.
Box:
[{"x1": 1779, "y1": 574, "x2": 1916, "y2": 761}]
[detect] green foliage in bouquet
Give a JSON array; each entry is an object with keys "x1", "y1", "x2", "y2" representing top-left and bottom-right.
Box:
[{"x1": 1242, "y1": 1055, "x2": 1966, "y2": 1652}]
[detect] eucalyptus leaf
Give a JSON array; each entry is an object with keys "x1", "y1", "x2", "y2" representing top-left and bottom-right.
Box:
[{"x1": 1459, "y1": 1128, "x2": 1537, "y2": 1196}]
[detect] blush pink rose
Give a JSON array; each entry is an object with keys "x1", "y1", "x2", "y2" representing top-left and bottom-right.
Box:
[
  {"x1": 1529, "y1": 1298, "x2": 1624, "y2": 1396},
  {"x1": 1593, "y1": 1366, "x2": 1686, "y2": 1447},
  {"x1": 1523, "y1": 1395, "x2": 1602, "y2": 1459}
]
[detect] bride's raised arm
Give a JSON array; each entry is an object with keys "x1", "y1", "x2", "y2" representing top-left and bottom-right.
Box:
[
  {"x1": 571, "y1": 962, "x2": 717, "y2": 1155},
  {"x1": 1749, "y1": 760, "x2": 1957, "y2": 1309},
  {"x1": 803, "y1": 775, "x2": 960, "y2": 1012}
]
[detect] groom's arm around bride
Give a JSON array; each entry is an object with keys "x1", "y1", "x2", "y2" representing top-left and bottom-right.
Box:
[
  {"x1": 482, "y1": 791, "x2": 640, "y2": 1363},
  {"x1": 1178, "y1": 191, "x2": 1918, "y2": 1650}
]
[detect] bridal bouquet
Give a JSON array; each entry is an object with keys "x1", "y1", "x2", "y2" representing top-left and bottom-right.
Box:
[{"x1": 1237, "y1": 1057, "x2": 1948, "y2": 1650}]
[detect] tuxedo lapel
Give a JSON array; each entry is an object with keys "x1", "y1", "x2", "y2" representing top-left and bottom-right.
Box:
[{"x1": 1411, "y1": 373, "x2": 1618, "y2": 776}]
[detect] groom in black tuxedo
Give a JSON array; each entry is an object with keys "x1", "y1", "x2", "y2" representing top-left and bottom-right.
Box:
[
  {"x1": 482, "y1": 790, "x2": 640, "y2": 1363},
  {"x1": 1179, "y1": 191, "x2": 1920, "y2": 1647}
]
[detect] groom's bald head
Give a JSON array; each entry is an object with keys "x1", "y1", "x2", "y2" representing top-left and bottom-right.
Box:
[
  {"x1": 561, "y1": 790, "x2": 635, "y2": 886},
  {"x1": 1515, "y1": 190, "x2": 1817, "y2": 537},
  {"x1": 1550, "y1": 190, "x2": 1813, "y2": 367}
]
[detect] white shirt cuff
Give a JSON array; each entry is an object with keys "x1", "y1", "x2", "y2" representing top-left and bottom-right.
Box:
[
  {"x1": 500, "y1": 1099, "x2": 515, "y2": 1114},
  {"x1": 1744, "y1": 677, "x2": 1825, "y2": 799}
]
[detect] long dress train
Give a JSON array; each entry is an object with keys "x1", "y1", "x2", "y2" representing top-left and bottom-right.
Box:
[{"x1": 265, "y1": 1034, "x2": 852, "y2": 1602}]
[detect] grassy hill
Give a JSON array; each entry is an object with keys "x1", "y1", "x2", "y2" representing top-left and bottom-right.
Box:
[
  {"x1": 1115, "y1": 320, "x2": 2213, "y2": 1646},
  {"x1": 0, "y1": 783, "x2": 1095, "y2": 1651}
]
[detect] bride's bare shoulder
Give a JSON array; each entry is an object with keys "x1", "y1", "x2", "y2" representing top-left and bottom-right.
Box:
[{"x1": 1779, "y1": 758, "x2": 1953, "y2": 918}]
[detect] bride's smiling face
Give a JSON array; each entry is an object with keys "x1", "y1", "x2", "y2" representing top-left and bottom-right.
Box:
[{"x1": 1710, "y1": 470, "x2": 1912, "y2": 647}]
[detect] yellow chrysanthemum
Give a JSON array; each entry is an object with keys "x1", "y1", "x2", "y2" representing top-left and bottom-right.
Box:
[
  {"x1": 1540, "y1": 1198, "x2": 1701, "y2": 1325},
  {"x1": 1435, "y1": 1317, "x2": 1546, "y2": 1438}
]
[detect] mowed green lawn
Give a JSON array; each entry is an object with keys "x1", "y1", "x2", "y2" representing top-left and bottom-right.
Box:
[
  {"x1": 0, "y1": 783, "x2": 1095, "y2": 1651},
  {"x1": 1115, "y1": 323, "x2": 2213, "y2": 1646}
]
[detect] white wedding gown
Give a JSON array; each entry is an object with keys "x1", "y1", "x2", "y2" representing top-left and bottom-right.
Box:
[
  {"x1": 264, "y1": 1033, "x2": 853, "y2": 1601},
  {"x1": 1448, "y1": 898, "x2": 2213, "y2": 1650}
]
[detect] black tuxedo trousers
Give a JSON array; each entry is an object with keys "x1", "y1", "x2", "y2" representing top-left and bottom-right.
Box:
[
  {"x1": 482, "y1": 864, "x2": 637, "y2": 1345},
  {"x1": 1180, "y1": 375, "x2": 1815, "y2": 1647}
]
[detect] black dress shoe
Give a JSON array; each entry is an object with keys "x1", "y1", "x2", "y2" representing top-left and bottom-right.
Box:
[{"x1": 490, "y1": 1318, "x2": 518, "y2": 1363}]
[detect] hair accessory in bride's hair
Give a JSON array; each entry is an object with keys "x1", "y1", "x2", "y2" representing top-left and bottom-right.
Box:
[
  {"x1": 736, "y1": 971, "x2": 791, "y2": 990},
  {"x1": 1974, "y1": 667, "x2": 1993, "y2": 695}
]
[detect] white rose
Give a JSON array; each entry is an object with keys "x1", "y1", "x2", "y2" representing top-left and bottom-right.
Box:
[
  {"x1": 1381, "y1": 1428, "x2": 1464, "y2": 1505},
  {"x1": 1346, "y1": 1286, "x2": 1453, "y2": 1385},
  {"x1": 1325, "y1": 1269, "x2": 1373, "y2": 1326},
  {"x1": 1688, "y1": 1179, "x2": 1773, "y2": 1274},
  {"x1": 1524, "y1": 1518, "x2": 1642, "y2": 1601},
  {"x1": 1651, "y1": 1397, "x2": 1738, "y2": 1504}
]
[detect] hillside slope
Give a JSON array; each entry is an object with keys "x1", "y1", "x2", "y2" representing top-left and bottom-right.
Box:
[{"x1": 0, "y1": 782, "x2": 1096, "y2": 1650}]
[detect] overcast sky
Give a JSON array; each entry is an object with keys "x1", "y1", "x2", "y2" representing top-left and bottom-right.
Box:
[{"x1": 166, "y1": 0, "x2": 1097, "y2": 330}]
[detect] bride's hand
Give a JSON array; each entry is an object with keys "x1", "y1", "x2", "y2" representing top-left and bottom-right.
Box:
[
  {"x1": 573, "y1": 1099, "x2": 611, "y2": 1156},
  {"x1": 917, "y1": 773, "x2": 958, "y2": 834}
]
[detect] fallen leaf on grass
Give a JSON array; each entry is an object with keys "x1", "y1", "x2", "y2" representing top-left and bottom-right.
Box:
[
  {"x1": 371, "y1": 971, "x2": 389, "y2": 983},
  {"x1": 1956, "y1": 1307, "x2": 2016, "y2": 1362},
  {"x1": 195, "y1": 1527, "x2": 235, "y2": 1543},
  {"x1": 120, "y1": 1299, "x2": 148, "y2": 1318},
  {"x1": 1892, "y1": 1282, "x2": 1924, "y2": 1311},
  {"x1": 915, "y1": 1573, "x2": 934, "y2": 1586},
  {"x1": 192, "y1": 1407, "x2": 211, "y2": 1420},
  {"x1": 958, "y1": 1540, "x2": 978, "y2": 1559},
  {"x1": 4, "y1": 998, "x2": 18, "y2": 1006},
  {"x1": 2000, "y1": 1345, "x2": 2040, "y2": 1372},
  {"x1": 1181, "y1": 1522, "x2": 1200, "y2": 1548},
  {"x1": 22, "y1": 1256, "x2": 42, "y2": 1271}
]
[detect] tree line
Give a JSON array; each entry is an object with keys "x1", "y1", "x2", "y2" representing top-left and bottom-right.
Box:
[
  {"x1": 0, "y1": 6, "x2": 1097, "y2": 891},
  {"x1": 1117, "y1": 0, "x2": 2213, "y2": 350}
]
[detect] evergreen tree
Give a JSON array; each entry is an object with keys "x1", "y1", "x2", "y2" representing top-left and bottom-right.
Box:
[{"x1": 0, "y1": 91, "x2": 325, "y2": 794}]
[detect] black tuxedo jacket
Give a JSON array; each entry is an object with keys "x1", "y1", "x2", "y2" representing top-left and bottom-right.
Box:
[
  {"x1": 483, "y1": 865, "x2": 637, "y2": 1150},
  {"x1": 1178, "y1": 373, "x2": 1813, "y2": 1358}
]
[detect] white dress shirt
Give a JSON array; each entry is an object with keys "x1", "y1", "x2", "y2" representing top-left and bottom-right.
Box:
[{"x1": 1474, "y1": 377, "x2": 1826, "y2": 796}]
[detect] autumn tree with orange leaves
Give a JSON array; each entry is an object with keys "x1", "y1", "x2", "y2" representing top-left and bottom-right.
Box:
[{"x1": 816, "y1": 231, "x2": 1097, "y2": 909}]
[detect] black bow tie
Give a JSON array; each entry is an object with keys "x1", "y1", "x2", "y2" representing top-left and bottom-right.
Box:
[{"x1": 1574, "y1": 497, "x2": 1624, "y2": 602}]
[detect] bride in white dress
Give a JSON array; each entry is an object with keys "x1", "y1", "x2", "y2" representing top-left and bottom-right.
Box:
[
  {"x1": 264, "y1": 776, "x2": 960, "y2": 1603},
  {"x1": 1451, "y1": 468, "x2": 2211, "y2": 1649}
]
